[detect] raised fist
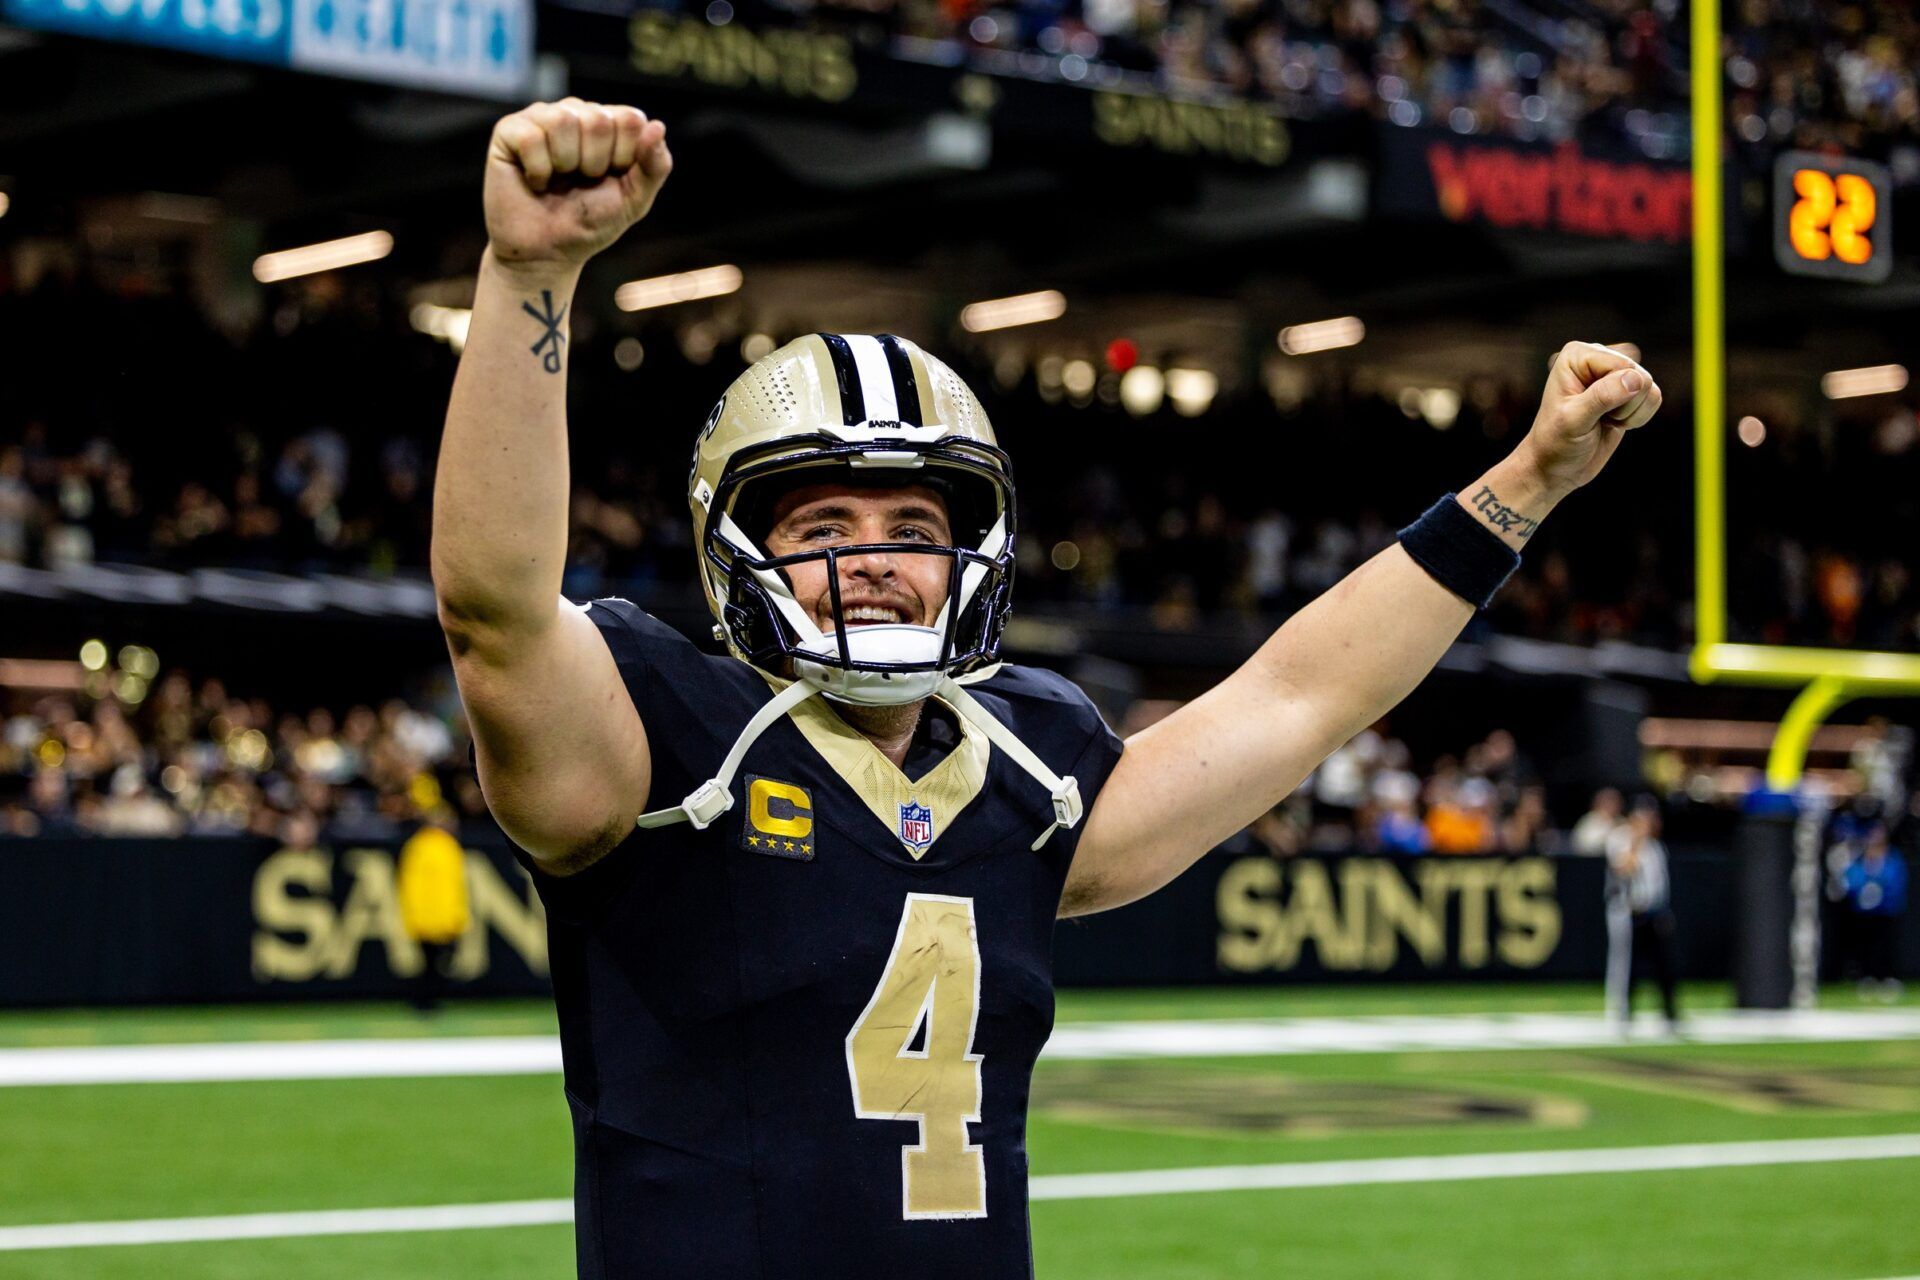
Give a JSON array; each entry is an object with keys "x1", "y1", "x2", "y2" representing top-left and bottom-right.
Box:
[
  {"x1": 1519, "y1": 340, "x2": 1663, "y2": 495},
  {"x1": 484, "y1": 99, "x2": 672, "y2": 277}
]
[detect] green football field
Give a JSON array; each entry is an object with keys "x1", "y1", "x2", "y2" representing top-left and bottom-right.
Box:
[{"x1": 2, "y1": 983, "x2": 1918, "y2": 1279}]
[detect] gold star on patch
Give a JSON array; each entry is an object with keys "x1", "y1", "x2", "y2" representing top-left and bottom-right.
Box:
[
  {"x1": 746, "y1": 835, "x2": 760, "y2": 848},
  {"x1": 799, "y1": 842, "x2": 812, "y2": 856},
  {"x1": 783, "y1": 839, "x2": 797, "y2": 852}
]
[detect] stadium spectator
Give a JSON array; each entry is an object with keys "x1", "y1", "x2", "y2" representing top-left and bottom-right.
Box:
[
  {"x1": 1368, "y1": 771, "x2": 1431, "y2": 853},
  {"x1": 1569, "y1": 786, "x2": 1625, "y2": 856},
  {"x1": 1499, "y1": 784, "x2": 1555, "y2": 855},
  {"x1": 1604, "y1": 796, "x2": 1680, "y2": 1031},
  {"x1": 1841, "y1": 821, "x2": 1908, "y2": 1000},
  {"x1": 1424, "y1": 774, "x2": 1498, "y2": 854},
  {"x1": 397, "y1": 811, "x2": 472, "y2": 1013}
]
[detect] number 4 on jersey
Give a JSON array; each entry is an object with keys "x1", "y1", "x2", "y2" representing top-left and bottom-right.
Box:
[{"x1": 845, "y1": 893, "x2": 987, "y2": 1219}]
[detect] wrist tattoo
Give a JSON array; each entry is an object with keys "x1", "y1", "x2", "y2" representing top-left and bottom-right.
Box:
[
  {"x1": 522, "y1": 290, "x2": 567, "y2": 373},
  {"x1": 1467, "y1": 485, "x2": 1540, "y2": 539}
]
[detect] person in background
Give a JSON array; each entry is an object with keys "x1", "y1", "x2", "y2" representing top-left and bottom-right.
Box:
[
  {"x1": 1843, "y1": 822, "x2": 1908, "y2": 1000},
  {"x1": 1428, "y1": 776, "x2": 1498, "y2": 853},
  {"x1": 396, "y1": 809, "x2": 471, "y2": 1013},
  {"x1": 1500, "y1": 785, "x2": 1554, "y2": 855},
  {"x1": 1370, "y1": 771, "x2": 1430, "y2": 854},
  {"x1": 1605, "y1": 796, "x2": 1680, "y2": 1031},
  {"x1": 1569, "y1": 786, "x2": 1623, "y2": 856}
]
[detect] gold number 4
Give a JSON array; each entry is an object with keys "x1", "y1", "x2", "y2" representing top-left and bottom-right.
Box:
[{"x1": 845, "y1": 893, "x2": 987, "y2": 1220}]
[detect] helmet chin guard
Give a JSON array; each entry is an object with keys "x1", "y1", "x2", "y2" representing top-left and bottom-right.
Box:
[{"x1": 793, "y1": 624, "x2": 951, "y2": 705}]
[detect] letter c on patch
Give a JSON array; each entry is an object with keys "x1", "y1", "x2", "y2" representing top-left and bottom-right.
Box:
[{"x1": 749, "y1": 778, "x2": 814, "y2": 838}]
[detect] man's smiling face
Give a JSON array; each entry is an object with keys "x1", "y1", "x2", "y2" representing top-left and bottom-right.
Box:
[{"x1": 761, "y1": 482, "x2": 955, "y2": 633}]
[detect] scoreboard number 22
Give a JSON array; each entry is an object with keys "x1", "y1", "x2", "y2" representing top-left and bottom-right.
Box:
[{"x1": 1774, "y1": 151, "x2": 1893, "y2": 284}]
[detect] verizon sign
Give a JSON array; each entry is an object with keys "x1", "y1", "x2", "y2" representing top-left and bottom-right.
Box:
[{"x1": 1381, "y1": 129, "x2": 1693, "y2": 244}]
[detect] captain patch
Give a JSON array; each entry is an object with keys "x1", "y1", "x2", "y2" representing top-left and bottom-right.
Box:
[{"x1": 743, "y1": 775, "x2": 815, "y2": 861}]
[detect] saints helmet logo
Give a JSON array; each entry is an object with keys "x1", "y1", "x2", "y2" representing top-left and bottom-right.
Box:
[{"x1": 689, "y1": 393, "x2": 727, "y2": 486}]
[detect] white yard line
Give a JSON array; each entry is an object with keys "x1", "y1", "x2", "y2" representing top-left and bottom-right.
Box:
[
  {"x1": 1044, "y1": 1007, "x2": 1920, "y2": 1059},
  {"x1": 6, "y1": 1008, "x2": 1920, "y2": 1086},
  {"x1": 3, "y1": 1134, "x2": 1917, "y2": 1252},
  {"x1": 0, "y1": 1200, "x2": 573, "y2": 1252},
  {"x1": 1024, "y1": 1133, "x2": 1920, "y2": 1200},
  {"x1": 0, "y1": 1037, "x2": 560, "y2": 1087}
]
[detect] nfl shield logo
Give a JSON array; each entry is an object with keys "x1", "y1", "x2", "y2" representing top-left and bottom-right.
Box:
[{"x1": 898, "y1": 801, "x2": 934, "y2": 855}]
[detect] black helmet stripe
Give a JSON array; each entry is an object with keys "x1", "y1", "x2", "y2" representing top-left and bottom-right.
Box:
[
  {"x1": 876, "y1": 334, "x2": 924, "y2": 427},
  {"x1": 817, "y1": 333, "x2": 865, "y2": 425}
]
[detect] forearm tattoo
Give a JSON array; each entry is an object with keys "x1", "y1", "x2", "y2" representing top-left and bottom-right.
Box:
[
  {"x1": 1467, "y1": 484, "x2": 1540, "y2": 540},
  {"x1": 522, "y1": 290, "x2": 567, "y2": 373}
]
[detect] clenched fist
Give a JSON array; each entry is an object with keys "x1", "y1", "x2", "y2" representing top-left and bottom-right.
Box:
[
  {"x1": 1518, "y1": 340, "x2": 1663, "y2": 496},
  {"x1": 484, "y1": 98, "x2": 673, "y2": 278}
]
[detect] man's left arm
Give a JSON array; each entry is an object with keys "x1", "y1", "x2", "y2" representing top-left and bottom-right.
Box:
[{"x1": 1061, "y1": 341, "x2": 1662, "y2": 917}]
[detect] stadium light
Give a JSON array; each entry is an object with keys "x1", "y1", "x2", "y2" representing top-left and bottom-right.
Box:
[
  {"x1": 1166, "y1": 367, "x2": 1218, "y2": 416},
  {"x1": 1120, "y1": 365, "x2": 1164, "y2": 416},
  {"x1": 251, "y1": 231, "x2": 394, "y2": 283},
  {"x1": 1819, "y1": 364, "x2": 1907, "y2": 399},
  {"x1": 614, "y1": 265, "x2": 743, "y2": 312},
  {"x1": 959, "y1": 290, "x2": 1066, "y2": 333},
  {"x1": 1278, "y1": 316, "x2": 1365, "y2": 355}
]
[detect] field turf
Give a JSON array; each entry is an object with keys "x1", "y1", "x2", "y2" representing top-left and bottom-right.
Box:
[{"x1": 1, "y1": 984, "x2": 1916, "y2": 1279}]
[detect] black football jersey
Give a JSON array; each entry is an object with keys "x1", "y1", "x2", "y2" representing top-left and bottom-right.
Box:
[{"x1": 516, "y1": 598, "x2": 1124, "y2": 1279}]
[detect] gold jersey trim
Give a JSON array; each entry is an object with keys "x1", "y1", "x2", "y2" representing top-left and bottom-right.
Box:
[{"x1": 766, "y1": 676, "x2": 989, "y2": 860}]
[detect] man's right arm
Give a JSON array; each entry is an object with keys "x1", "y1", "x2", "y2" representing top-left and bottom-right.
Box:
[{"x1": 431, "y1": 99, "x2": 672, "y2": 874}]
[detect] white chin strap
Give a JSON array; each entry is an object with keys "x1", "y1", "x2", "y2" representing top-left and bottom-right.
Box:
[{"x1": 634, "y1": 676, "x2": 1083, "y2": 852}]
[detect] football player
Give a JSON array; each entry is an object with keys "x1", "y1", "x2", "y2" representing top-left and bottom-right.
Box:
[{"x1": 432, "y1": 99, "x2": 1662, "y2": 1278}]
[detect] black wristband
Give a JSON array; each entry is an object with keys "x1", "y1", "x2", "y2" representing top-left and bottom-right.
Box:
[{"x1": 1396, "y1": 493, "x2": 1521, "y2": 610}]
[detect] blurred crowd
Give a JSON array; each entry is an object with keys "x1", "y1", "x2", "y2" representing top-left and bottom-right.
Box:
[
  {"x1": 1722, "y1": 0, "x2": 1920, "y2": 168},
  {"x1": 0, "y1": 672, "x2": 485, "y2": 845},
  {"x1": 913, "y1": 0, "x2": 1679, "y2": 150},
  {"x1": 1, "y1": 660, "x2": 1580, "y2": 854},
  {"x1": 706, "y1": 0, "x2": 1920, "y2": 165},
  {"x1": 1234, "y1": 724, "x2": 1565, "y2": 856},
  {"x1": 685, "y1": 0, "x2": 1684, "y2": 151},
  {"x1": 14, "y1": 268, "x2": 1920, "y2": 652}
]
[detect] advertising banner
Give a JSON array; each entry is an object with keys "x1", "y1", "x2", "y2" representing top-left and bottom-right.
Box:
[
  {"x1": 0, "y1": 838, "x2": 1791, "y2": 1006},
  {"x1": 540, "y1": 6, "x2": 1350, "y2": 171},
  {"x1": 1056, "y1": 849, "x2": 1737, "y2": 986},
  {"x1": 0, "y1": 0, "x2": 533, "y2": 98},
  {"x1": 1376, "y1": 125, "x2": 1692, "y2": 243},
  {"x1": 0, "y1": 838, "x2": 549, "y2": 1007}
]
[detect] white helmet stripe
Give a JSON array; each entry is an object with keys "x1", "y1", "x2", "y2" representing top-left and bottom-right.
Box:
[{"x1": 842, "y1": 335, "x2": 900, "y2": 422}]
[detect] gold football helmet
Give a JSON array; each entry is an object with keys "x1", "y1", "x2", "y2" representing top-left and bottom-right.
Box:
[
  {"x1": 688, "y1": 332, "x2": 1017, "y2": 705},
  {"x1": 635, "y1": 333, "x2": 1082, "y2": 849}
]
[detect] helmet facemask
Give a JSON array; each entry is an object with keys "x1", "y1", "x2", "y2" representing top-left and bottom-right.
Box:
[{"x1": 703, "y1": 434, "x2": 1017, "y2": 706}]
